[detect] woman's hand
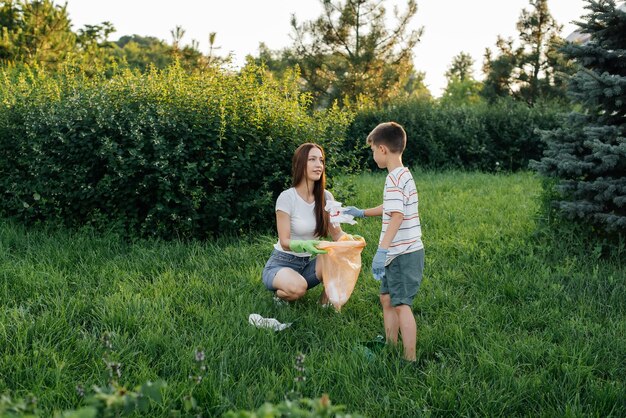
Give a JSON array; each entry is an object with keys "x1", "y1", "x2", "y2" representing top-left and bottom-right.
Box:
[{"x1": 290, "y1": 240, "x2": 327, "y2": 254}]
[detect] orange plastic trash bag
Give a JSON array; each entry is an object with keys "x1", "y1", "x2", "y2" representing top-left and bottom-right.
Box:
[{"x1": 317, "y1": 235, "x2": 366, "y2": 311}]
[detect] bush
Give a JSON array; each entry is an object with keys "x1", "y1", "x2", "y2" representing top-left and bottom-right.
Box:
[
  {"x1": 346, "y1": 98, "x2": 566, "y2": 171},
  {"x1": 0, "y1": 64, "x2": 353, "y2": 239}
]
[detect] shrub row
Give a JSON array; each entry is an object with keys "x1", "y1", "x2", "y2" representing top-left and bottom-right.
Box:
[
  {"x1": 0, "y1": 65, "x2": 352, "y2": 238},
  {"x1": 346, "y1": 98, "x2": 568, "y2": 172},
  {"x1": 0, "y1": 64, "x2": 569, "y2": 239}
]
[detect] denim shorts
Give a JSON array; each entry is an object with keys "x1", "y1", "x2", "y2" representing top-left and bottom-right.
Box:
[
  {"x1": 262, "y1": 249, "x2": 320, "y2": 291},
  {"x1": 381, "y1": 248, "x2": 424, "y2": 307}
]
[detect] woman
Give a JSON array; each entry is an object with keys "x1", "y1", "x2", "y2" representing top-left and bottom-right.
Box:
[{"x1": 261, "y1": 143, "x2": 345, "y2": 303}]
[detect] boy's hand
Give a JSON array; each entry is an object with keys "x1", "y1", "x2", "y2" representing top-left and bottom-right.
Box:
[
  {"x1": 372, "y1": 247, "x2": 388, "y2": 280},
  {"x1": 344, "y1": 206, "x2": 365, "y2": 218},
  {"x1": 290, "y1": 240, "x2": 327, "y2": 254}
]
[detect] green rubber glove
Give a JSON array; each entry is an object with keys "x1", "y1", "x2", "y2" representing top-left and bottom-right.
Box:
[{"x1": 290, "y1": 239, "x2": 327, "y2": 254}]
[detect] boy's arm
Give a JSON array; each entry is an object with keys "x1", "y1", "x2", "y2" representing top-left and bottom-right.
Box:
[
  {"x1": 363, "y1": 204, "x2": 383, "y2": 217},
  {"x1": 345, "y1": 204, "x2": 382, "y2": 218},
  {"x1": 371, "y1": 211, "x2": 403, "y2": 280},
  {"x1": 379, "y1": 211, "x2": 403, "y2": 249}
]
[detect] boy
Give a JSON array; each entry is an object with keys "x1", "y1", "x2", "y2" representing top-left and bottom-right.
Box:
[{"x1": 346, "y1": 122, "x2": 424, "y2": 362}]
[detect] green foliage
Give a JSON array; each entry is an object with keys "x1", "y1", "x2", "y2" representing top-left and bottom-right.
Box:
[
  {"x1": 440, "y1": 77, "x2": 483, "y2": 106},
  {"x1": 0, "y1": 1, "x2": 226, "y2": 76},
  {"x1": 531, "y1": 0, "x2": 626, "y2": 237},
  {"x1": 287, "y1": 0, "x2": 426, "y2": 108},
  {"x1": 0, "y1": 0, "x2": 75, "y2": 69},
  {"x1": 0, "y1": 393, "x2": 39, "y2": 417},
  {"x1": 224, "y1": 394, "x2": 361, "y2": 418},
  {"x1": 441, "y1": 52, "x2": 483, "y2": 105},
  {"x1": 0, "y1": 63, "x2": 353, "y2": 238},
  {"x1": 59, "y1": 380, "x2": 167, "y2": 418},
  {"x1": 347, "y1": 98, "x2": 566, "y2": 171},
  {"x1": 0, "y1": 172, "x2": 624, "y2": 417},
  {"x1": 481, "y1": 0, "x2": 574, "y2": 104},
  {"x1": 444, "y1": 51, "x2": 475, "y2": 82}
]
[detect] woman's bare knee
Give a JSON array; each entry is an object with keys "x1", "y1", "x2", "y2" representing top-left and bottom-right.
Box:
[{"x1": 273, "y1": 269, "x2": 308, "y2": 300}]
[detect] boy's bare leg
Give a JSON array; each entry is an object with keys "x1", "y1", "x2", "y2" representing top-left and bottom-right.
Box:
[
  {"x1": 395, "y1": 304, "x2": 417, "y2": 361},
  {"x1": 380, "y1": 294, "x2": 399, "y2": 344}
]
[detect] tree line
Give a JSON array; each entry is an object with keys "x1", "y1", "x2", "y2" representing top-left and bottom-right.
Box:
[
  {"x1": 2, "y1": 0, "x2": 574, "y2": 107},
  {"x1": 1, "y1": 0, "x2": 624, "y2": 242}
]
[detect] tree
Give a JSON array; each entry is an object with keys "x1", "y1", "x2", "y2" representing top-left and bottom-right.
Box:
[
  {"x1": 481, "y1": 37, "x2": 520, "y2": 100},
  {"x1": 167, "y1": 25, "x2": 222, "y2": 72},
  {"x1": 482, "y1": 0, "x2": 572, "y2": 105},
  {"x1": 246, "y1": 42, "x2": 299, "y2": 81},
  {"x1": 531, "y1": 0, "x2": 626, "y2": 236},
  {"x1": 515, "y1": 0, "x2": 565, "y2": 104},
  {"x1": 114, "y1": 34, "x2": 173, "y2": 71},
  {"x1": 0, "y1": 0, "x2": 75, "y2": 68},
  {"x1": 445, "y1": 51, "x2": 474, "y2": 81},
  {"x1": 74, "y1": 21, "x2": 118, "y2": 72},
  {"x1": 441, "y1": 51, "x2": 482, "y2": 105},
  {"x1": 290, "y1": 0, "x2": 424, "y2": 107}
]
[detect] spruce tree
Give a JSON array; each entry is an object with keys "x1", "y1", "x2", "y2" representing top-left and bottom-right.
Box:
[{"x1": 532, "y1": 0, "x2": 626, "y2": 235}]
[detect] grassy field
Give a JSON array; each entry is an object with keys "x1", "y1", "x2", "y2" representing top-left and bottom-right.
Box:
[{"x1": 1, "y1": 171, "x2": 624, "y2": 417}]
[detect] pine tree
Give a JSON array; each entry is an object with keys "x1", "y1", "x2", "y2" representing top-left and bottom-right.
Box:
[
  {"x1": 0, "y1": 0, "x2": 76, "y2": 68},
  {"x1": 441, "y1": 52, "x2": 483, "y2": 105},
  {"x1": 481, "y1": 0, "x2": 572, "y2": 105},
  {"x1": 290, "y1": 0, "x2": 423, "y2": 107},
  {"x1": 531, "y1": 0, "x2": 626, "y2": 235}
]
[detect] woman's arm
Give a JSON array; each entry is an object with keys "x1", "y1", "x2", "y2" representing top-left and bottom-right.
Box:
[
  {"x1": 276, "y1": 210, "x2": 292, "y2": 251},
  {"x1": 329, "y1": 222, "x2": 345, "y2": 241}
]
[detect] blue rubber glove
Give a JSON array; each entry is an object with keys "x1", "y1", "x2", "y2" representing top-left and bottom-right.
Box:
[
  {"x1": 344, "y1": 206, "x2": 365, "y2": 218},
  {"x1": 290, "y1": 239, "x2": 327, "y2": 255},
  {"x1": 372, "y1": 247, "x2": 389, "y2": 281}
]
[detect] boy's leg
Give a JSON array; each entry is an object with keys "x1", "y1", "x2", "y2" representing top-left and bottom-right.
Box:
[
  {"x1": 380, "y1": 293, "x2": 399, "y2": 343},
  {"x1": 386, "y1": 250, "x2": 423, "y2": 361},
  {"x1": 395, "y1": 304, "x2": 417, "y2": 361}
]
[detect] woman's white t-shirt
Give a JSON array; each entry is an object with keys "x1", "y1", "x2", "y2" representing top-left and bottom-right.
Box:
[{"x1": 273, "y1": 188, "x2": 334, "y2": 256}]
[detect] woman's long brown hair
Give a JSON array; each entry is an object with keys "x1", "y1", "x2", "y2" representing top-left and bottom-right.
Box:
[{"x1": 292, "y1": 143, "x2": 330, "y2": 238}]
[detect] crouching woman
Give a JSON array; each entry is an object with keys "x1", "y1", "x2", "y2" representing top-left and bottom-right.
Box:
[{"x1": 261, "y1": 143, "x2": 345, "y2": 303}]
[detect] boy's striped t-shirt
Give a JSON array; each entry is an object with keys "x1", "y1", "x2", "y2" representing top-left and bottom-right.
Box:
[{"x1": 380, "y1": 166, "x2": 423, "y2": 264}]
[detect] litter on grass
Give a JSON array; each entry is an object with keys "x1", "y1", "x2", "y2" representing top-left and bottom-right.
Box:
[{"x1": 248, "y1": 314, "x2": 291, "y2": 331}]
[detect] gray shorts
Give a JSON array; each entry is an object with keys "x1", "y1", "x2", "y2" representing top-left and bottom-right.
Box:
[
  {"x1": 381, "y1": 248, "x2": 424, "y2": 307},
  {"x1": 261, "y1": 249, "x2": 320, "y2": 291}
]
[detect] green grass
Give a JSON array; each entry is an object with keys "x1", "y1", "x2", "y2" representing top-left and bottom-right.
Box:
[{"x1": 1, "y1": 171, "x2": 624, "y2": 417}]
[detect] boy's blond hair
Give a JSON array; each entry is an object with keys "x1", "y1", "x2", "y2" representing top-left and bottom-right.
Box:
[{"x1": 366, "y1": 122, "x2": 407, "y2": 154}]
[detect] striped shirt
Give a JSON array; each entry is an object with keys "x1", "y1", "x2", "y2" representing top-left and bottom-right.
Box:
[{"x1": 380, "y1": 166, "x2": 423, "y2": 265}]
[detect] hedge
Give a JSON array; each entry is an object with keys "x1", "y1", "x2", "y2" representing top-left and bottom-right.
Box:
[
  {"x1": 0, "y1": 64, "x2": 352, "y2": 239},
  {"x1": 346, "y1": 98, "x2": 567, "y2": 172}
]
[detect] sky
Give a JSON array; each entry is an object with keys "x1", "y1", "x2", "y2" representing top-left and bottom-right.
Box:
[{"x1": 64, "y1": 0, "x2": 590, "y2": 97}]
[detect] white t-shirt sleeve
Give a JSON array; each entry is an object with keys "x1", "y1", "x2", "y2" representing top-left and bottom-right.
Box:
[{"x1": 276, "y1": 190, "x2": 294, "y2": 215}]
